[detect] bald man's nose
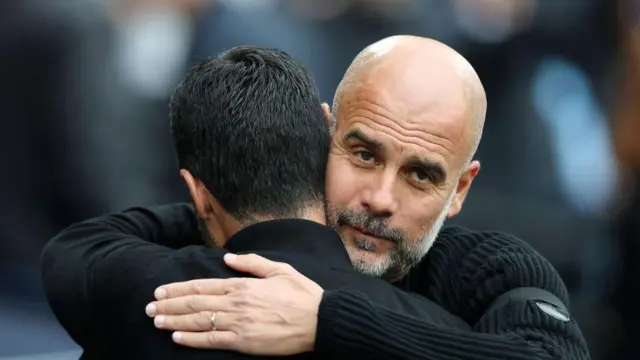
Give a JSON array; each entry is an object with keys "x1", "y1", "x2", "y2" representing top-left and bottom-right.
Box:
[{"x1": 362, "y1": 178, "x2": 398, "y2": 217}]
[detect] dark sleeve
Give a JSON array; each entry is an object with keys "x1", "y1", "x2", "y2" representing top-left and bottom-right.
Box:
[
  {"x1": 58, "y1": 203, "x2": 202, "y2": 249},
  {"x1": 40, "y1": 203, "x2": 205, "y2": 346},
  {"x1": 314, "y1": 228, "x2": 590, "y2": 360}
]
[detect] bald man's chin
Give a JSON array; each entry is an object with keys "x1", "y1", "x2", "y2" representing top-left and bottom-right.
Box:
[{"x1": 346, "y1": 244, "x2": 392, "y2": 278}]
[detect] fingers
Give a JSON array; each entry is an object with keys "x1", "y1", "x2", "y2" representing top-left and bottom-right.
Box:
[
  {"x1": 155, "y1": 312, "x2": 214, "y2": 332},
  {"x1": 147, "y1": 295, "x2": 230, "y2": 316},
  {"x1": 153, "y1": 256, "x2": 297, "y2": 301},
  {"x1": 155, "y1": 276, "x2": 251, "y2": 300},
  {"x1": 155, "y1": 279, "x2": 225, "y2": 300},
  {"x1": 172, "y1": 330, "x2": 239, "y2": 350},
  {"x1": 224, "y1": 253, "x2": 295, "y2": 278},
  {"x1": 154, "y1": 311, "x2": 233, "y2": 332}
]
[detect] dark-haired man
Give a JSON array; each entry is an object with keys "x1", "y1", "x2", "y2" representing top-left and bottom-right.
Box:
[{"x1": 42, "y1": 45, "x2": 469, "y2": 359}]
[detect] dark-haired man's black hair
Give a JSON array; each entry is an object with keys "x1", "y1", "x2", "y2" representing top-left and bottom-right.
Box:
[{"x1": 169, "y1": 46, "x2": 329, "y2": 223}]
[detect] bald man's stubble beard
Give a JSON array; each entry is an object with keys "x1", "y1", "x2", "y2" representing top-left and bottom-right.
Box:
[
  {"x1": 365, "y1": 205, "x2": 448, "y2": 281},
  {"x1": 327, "y1": 191, "x2": 455, "y2": 282}
]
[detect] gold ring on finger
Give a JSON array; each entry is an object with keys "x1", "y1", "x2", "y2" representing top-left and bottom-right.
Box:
[{"x1": 210, "y1": 312, "x2": 217, "y2": 330}]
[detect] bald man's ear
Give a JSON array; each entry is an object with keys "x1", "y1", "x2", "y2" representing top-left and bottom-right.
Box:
[
  {"x1": 321, "y1": 103, "x2": 332, "y2": 129},
  {"x1": 447, "y1": 160, "x2": 480, "y2": 218}
]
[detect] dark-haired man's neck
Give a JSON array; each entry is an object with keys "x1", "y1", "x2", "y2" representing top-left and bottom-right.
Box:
[
  {"x1": 201, "y1": 205, "x2": 327, "y2": 248},
  {"x1": 183, "y1": 170, "x2": 328, "y2": 247}
]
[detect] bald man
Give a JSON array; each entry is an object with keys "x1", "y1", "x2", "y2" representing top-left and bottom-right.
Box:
[
  {"x1": 43, "y1": 37, "x2": 589, "y2": 360},
  {"x1": 325, "y1": 36, "x2": 486, "y2": 281}
]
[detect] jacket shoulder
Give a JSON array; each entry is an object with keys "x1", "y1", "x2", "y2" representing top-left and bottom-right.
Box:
[{"x1": 415, "y1": 226, "x2": 568, "y2": 323}]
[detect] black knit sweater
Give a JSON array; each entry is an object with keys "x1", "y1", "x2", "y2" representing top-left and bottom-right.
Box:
[
  {"x1": 42, "y1": 204, "x2": 589, "y2": 359},
  {"x1": 316, "y1": 227, "x2": 589, "y2": 359}
]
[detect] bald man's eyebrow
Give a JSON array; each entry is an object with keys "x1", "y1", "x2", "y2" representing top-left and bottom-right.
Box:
[
  {"x1": 343, "y1": 129, "x2": 385, "y2": 153},
  {"x1": 406, "y1": 156, "x2": 447, "y2": 185},
  {"x1": 343, "y1": 129, "x2": 447, "y2": 184}
]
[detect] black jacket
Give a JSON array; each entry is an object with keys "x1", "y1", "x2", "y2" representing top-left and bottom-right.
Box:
[
  {"x1": 42, "y1": 208, "x2": 468, "y2": 359},
  {"x1": 42, "y1": 204, "x2": 590, "y2": 359}
]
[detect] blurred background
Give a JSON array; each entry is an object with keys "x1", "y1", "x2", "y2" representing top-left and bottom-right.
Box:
[{"x1": 0, "y1": 0, "x2": 638, "y2": 358}]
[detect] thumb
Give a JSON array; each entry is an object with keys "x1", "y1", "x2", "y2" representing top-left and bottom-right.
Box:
[{"x1": 223, "y1": 253, "x2": 284, "y2": 278}]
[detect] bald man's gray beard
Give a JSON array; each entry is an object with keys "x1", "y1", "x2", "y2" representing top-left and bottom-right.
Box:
[{"x1": 326, "y1": 194, "x2": 453, "y2": 282}]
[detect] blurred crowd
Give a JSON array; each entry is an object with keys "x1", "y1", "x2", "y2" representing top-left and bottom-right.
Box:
[{"x1": 0, "y1": 0, "x2": 638, "y2": 359}]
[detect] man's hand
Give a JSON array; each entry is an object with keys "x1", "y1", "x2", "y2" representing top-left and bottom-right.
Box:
[{"x1": 144, "y1": 253, "x2": 324, "y2": 355}]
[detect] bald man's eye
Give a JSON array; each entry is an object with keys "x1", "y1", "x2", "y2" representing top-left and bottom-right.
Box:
[
  {"x1": 410, "y1": 168, "x2": 432, "y2": 184},
  {"x1": 354, "y1": 150, "x2": 376, "y2": 165}
]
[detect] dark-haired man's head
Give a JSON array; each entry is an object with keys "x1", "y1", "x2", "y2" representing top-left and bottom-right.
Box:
[{"x1": 169, "y1": 46, "x2": 330, "y2": 246}]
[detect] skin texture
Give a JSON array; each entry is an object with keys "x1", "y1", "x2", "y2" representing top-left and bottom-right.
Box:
[{"x1": 325, "y1": 35, "x2": 486, "y2": 281}]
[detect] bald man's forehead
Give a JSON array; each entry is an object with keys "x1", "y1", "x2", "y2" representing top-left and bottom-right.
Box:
[
  {"x1": 335, "y1": 82, "x2": 473, "y2": 167},
  {"x1": 336, "y1": 35, "x2": 486, "y2": 165},
  {"x1": 344, "y1": 67, "x2": 472, "y2": 124}
]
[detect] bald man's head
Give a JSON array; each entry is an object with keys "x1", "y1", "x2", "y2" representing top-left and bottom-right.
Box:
[
  {"x1": 332, "y1": 35, "x2": 486, "y2": 165},
  {"x1": 324, "y1": 36, "x2": 485, "y2": 279}
]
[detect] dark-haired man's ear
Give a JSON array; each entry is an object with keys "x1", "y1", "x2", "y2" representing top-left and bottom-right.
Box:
[
  {"x1": 180, "y1": 169, "x2": 230, "y2": 246},
  {"x1": 180, "y1": 169, "x2": 212, "y2": 219},
  {"x1": 321, "y1": 103, "x2": 332, "y2": 129}
]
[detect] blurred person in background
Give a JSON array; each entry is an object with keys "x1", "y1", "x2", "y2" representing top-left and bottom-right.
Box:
[
  {"x1": 43, "y1": 36, "x2": 589, "y2": 360},
  {"x1": 0, "y1": 0, "x2": 113, "y2": 293},
  {"x1": 0, "y1": 0, "x2": 118, "y2": 356},
  {"x1": 99, "y1": 0, "x2": 210, "y2": 210}
]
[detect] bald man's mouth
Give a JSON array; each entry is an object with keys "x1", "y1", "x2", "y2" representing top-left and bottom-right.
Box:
[
  {"x1": 347, "y1": 225, "x2": 397, "y2": 245},
  {"x1": 352, "y1": 226, "x2": 372, "y2": 236}
]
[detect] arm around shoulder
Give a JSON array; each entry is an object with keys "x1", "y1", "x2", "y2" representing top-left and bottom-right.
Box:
[
  {"x1": 40, "y1": 203, "x2": 201, "y2": 344},
  {"x1": 315, "y1": 289, "x2": 589, "y2": 360},
  {"x1": 313, "y1": 228, "x2": 590, "y2": 360},
  {"x1": 421, "y1": 228, "x2": 590, "y2": 359}
]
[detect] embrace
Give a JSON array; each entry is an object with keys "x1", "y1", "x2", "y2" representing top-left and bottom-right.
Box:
[{"x1": 42, "y1": 35, "x2": 589, "y2": 359}]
